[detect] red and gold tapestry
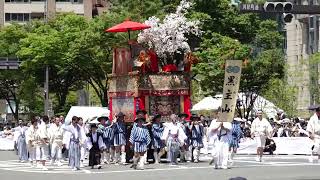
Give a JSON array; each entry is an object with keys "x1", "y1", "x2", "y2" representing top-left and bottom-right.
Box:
[
  {"x1": 111, "y1": 97, "x2": 135, "y2": 122},
  {"x1": 149, "y1": 96, "x2": 180, "y2": 121}
]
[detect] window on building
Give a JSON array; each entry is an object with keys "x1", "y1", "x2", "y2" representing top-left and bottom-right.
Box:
[
  {"x1": 5, "y1": 0, "x2": 30, "y2": 2},
  {"x1": 4, "y1": 13, "x2": 31, "y2": 22},
  {"x1": 30, "y1": 13, "x2": 44, "y2": 20},
  {"x1": 56, "y1": 0, "x2": 83, "y2": 3}
]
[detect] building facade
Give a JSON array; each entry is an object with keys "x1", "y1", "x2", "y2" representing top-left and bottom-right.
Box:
[
  {"x1": 0, "y1": 0, "x2": 110, "y2": 26},
  {"x1": 286, "y1": 0, "x2": 320, "y2": 115}
]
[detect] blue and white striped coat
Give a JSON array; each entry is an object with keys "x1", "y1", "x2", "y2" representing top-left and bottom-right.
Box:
[
  {"x1": 113, "y1": 122, "x2": 126, "y2": 146},
  {"x1": 98, "y1": 125, "x2": 114, "y2": 149},
  {"x1": 190, "y1": 124, "x2": 204, "y2": 148},
  {"x1": 152, "y1": 123, "x2": 165, "y2": 149},
  {"x1": 129, "y1": 126, "x2": 151, "y2": 153},
  {"x1": 229, "y1": 121, "x2": 243, "y2": 148}
]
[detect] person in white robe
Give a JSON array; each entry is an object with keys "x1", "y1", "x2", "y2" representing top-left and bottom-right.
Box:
[
  {"x1": 12, "y1": 120, "x2": 28, "y2": 162},
  {"x1": 161, "y1": 114, "x2": 187, "y2": 165},
  {"x1": 35, "y1": 116, "x2": 50, "y2": 170},
  {"x1": 49, "y1": 117, "x2": 64, "y2": 166},
  {"x1": 25, "y1": 118, "x2": 38, "y2": 167},
  {"x1": 251, "y1": 110, "x2": 273, "y2": 162},
  {"x1": 63, "y1": 116, "x2": 86, "y2": 171},
  {"x1": 208, "y1": 119, "x2": 232, "y2": 169},
  {"x1": 307, "y1": 107, "x2": 320, "y2": 163},
  {"x1": 78, "y1": 117, "x2": 89, "y2": 167}
]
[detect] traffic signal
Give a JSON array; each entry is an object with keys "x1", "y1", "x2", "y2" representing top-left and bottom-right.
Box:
[{"x1": 263, "y1": 2, "x2": 293, "y2": 23}]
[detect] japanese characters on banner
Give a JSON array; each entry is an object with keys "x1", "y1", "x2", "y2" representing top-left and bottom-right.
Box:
[{"x1": 219, "y1": 60, "x2": 242, "y2": 122}]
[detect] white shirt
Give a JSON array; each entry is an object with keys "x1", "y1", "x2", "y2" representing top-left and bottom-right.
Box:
[
  {"x1": 251, "y1": 118, "x2": 272, "y2": 137},
  {"x1": 161, "y1": 122, "x2": 187, "y2": 143},
  {"x1": 208, "y1": 120, "x2": 232, "y2": 142},
  {"x1": 49, "y1": 123, "x2": 64, "y2": 144},
  {"x1": 86, "y1": 132, "x2": 105, "y2": 150},
  {"x1": 307, "y1": 113, "x2": 320, "y2": 137}
]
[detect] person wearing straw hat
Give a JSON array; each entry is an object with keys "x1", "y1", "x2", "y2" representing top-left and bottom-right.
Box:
[
  {"x1": 133, "y1": 109, "x2": 151, "y2": 164},
  {"x1": 112, "y1": 112, "x2": 127, "y2": 165},
  {"x1": 151, "y1": 114, "x2": 165, "y2": 164},
  {"x1": 251, "y1": 110, "x2": 273, "y2": 162},
  {"x1": 228, "y1": 117, "x2": 243, "y2": 166},
  {"x1": 306, "y1": 106, "x2": 320, "y2": 163},
  {"x1": 178, "y1": 113, "x2": 191, "y2": 162},
  {"x1": 87, "y1": 123, "x2": 105, "y2": 169},
  {"x1": 129, "y1": 117, "x2": 151, "y2": 170},
  {"x1": 97, "y1": 114, "x2": 114, "y2": 165},
  {"x1": 189, "y1": 114, "x2": 204, "y2": 163}
]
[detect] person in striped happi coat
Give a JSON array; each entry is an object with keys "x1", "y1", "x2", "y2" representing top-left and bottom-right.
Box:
[
  {"x1": 228, "y1": 117, "x2": 243, "y2": 166},
  {"x1": 133, "y1": 110, "x2": 152, "y2": 164},
  {"x1": 189, "y1": 114, "x2": 204, "y2": 163},
  {"x1": 97, "y1": 115, "x2": 114, "y2": 164},
  {"x1": 151, "y1": 114, "x2": 165, "y2": 164},
  {"x1": 112, "y1": 113, "x2": 127, "y2": 164},
  {"x1": 129, "y1": 118, "x2": 151, "y2": 170}
]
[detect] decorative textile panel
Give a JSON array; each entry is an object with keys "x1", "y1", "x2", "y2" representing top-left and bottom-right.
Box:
[
  {"x1": 149, "y1": 96, "x2": 180, "y2": 121},
  {"x1": 111, "y1": 97, "x2": 135, "y2": 122},
  {"x1": 112, "y1": 48, "x2": 132, "y2": 75}
]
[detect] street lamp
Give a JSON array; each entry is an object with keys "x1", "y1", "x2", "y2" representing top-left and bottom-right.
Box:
[{"x1": 44, "y1": 0, "x2": 50, "y2": 116}]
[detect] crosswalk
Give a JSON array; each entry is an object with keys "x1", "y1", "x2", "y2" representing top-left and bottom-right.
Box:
[{"x1": 0, "y1": 156, "x2": 319, "y2": 174}]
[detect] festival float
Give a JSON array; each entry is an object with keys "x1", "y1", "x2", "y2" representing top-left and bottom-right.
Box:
[{"x1": 106, "y1": 0, "x2": 200, "y2": 123}]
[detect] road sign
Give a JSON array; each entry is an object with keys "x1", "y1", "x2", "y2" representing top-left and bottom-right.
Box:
[{"x1": 0, "y1": 57, "x2": 20, "y2": 70}]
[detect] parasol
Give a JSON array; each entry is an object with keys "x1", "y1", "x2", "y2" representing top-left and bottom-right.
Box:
[{"x1": 105, "y1": 19, "x2": 151, "y2": 40}]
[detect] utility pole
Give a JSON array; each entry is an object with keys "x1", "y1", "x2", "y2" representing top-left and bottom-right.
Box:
[{"x1": 44, "y1": 0, "x2": 50, "y2": 116}]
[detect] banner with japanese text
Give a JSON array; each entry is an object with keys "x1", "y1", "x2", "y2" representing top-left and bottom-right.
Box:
[{"x1": 219, "y1": 60, "x2": 242, "y2": 122}]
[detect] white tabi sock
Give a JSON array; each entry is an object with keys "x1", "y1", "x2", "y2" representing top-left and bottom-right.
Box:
[
  {"x1": 106, "y1": 153, "x2": 110, "y2": 164},
  {"x1": 143, "y1": 153, "x2": 148, "y2": 164},
  {"x1": 154, "y1": 152, "x2": 159, "y2": 163},
  {"x1": 138, "y1": 156, "x2": 145, "y2": 170},
  {"x1": 121, "y1": 152, "x2": 126, "y2": 164}
]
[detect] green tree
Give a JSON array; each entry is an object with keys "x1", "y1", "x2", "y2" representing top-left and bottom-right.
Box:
[
  {"x1": 0, "y1": 24, "x2": 29, "y2": 120},
  {"x1": 262, "y1": 78, "x2": 298, "y2": 117},
  {"x1": 18, "y1": 14, "x2": 87, "y2": 113}
]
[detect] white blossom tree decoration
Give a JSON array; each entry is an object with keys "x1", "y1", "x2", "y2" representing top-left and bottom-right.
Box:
[{"x1": 137, "y1": 0, "x2": 201, "y2": 66}]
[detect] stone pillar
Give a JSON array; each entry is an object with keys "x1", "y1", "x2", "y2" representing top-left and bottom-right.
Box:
[
  {"x1": 0, "y1": 0, "x2": 4, "y2": 27},
  {"x1": 47, "y1": 0, "x2": 56, "y2": 20},
  {"x1": 84, "y1": 0, "x2": 93, "y2": 19}
]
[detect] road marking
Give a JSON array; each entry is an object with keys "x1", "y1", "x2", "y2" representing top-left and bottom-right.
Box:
[{"x1": 0, "y1": 156, "x2": 320, "y2": 174}]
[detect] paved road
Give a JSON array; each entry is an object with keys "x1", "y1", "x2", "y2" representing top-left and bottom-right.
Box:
[{"x1": 0, "y1": 151, "x2": 320, "y2": 180}]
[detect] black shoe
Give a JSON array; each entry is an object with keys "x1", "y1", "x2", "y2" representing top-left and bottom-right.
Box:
[
  {"x1": 91, "y1": 166, "x2": 94, "y2": 169},
  {"x1": 209, "y1": 159, "x2": 214, "y2": 165},
  {"x1": 97, "y1": 165, "x2": 102, "y2": 169}
]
